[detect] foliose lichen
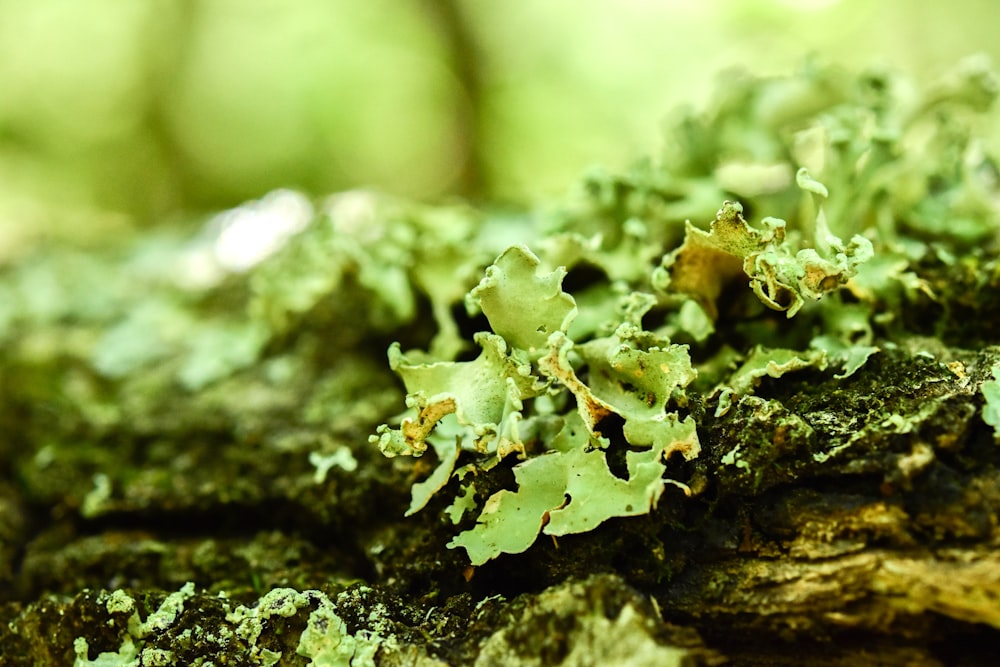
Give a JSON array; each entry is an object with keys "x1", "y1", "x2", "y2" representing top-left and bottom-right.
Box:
[{"x1": 370, "y1": 56, "x2": 1000, "y2": 566}]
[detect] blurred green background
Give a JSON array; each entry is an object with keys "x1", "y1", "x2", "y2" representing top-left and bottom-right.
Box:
[{"x1": 1, "y1": 0, "x2": 998, "y2": 256}]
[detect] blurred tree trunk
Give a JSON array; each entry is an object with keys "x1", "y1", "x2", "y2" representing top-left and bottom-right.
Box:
[{"x1": 420, "y1": 0, "x2": 487, "y2": 199}]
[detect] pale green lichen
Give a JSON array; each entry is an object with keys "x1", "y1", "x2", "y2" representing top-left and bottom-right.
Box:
[
  {"x1": 654, "y1": 196, "x2": 873, "y2": 319},
  {"x1": 73, "y1": 636, "x2": 140, "y2": 667},
  {"x1": 371, "y1": 246, "x2": 575, "y2": 467},
  {"x1": 445, "y1": 481, "x2": 478, "y2": 525},
  {"x1": 132, "y1": 582, "x2": 196, "y2": 638},
  {"x1": 371, "y1": 330, "x2": 546, "y2": 461},
  {"x1": 104, "y1": 589, "x2": 136, "y2": 615},
  {"x1": 373, "y1": 245, "x2": 703, "y2": 565},
  {"x1": 982, "y1": 361, "x2": 1000, "y2": 438},
  {"x1": 466, "y1": 244, "x2": 578, "y2": 354},
  {"x1": 226, "y1": 588, "x2": 314, "y2": 666},
  {"x1": 80, "y1": 472, "x2": 113, "y2": 519},
  {"x1": 296, "y1": 597, "x2": 380, "y2": 667},
  {"x1": 371, "y1": 149, "x2": 888, "y2": 565},
  {"x1": 406, "y1": 438, "x2": 461, "y2": 517},
  {"x1": 810, "y1": 334, "x2": 880, "y2": 381},
  {"x1": 69, "y1": 584, "x2": 390, "y2": 667},
  {"x1": 448, "y1": 415, "x2": 697, "y2": 565},
  {"x1": 74, "y1": 582, "x2": 195, "y2": 667},
  {"x1": 309, "y1": 447, "x2": 360, "y2": 484}
]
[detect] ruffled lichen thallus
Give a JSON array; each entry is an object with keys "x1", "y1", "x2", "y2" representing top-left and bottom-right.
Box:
[{"x1": 371, "y1": 182, "x2": 872, "y2": 565}]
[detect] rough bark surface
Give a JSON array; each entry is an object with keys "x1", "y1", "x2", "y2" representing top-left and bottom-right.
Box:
[{"x1": 1, "y1": 235, "x2": 998, "y2": 666}]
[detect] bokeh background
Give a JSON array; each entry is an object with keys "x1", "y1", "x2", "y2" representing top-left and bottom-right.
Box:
[{"x1": 1, "y1": 0, "x2": 998, "y2": 256}]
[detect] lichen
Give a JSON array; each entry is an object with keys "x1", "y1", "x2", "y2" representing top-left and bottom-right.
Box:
[
  {"x1": 60, "y1": 584, "x2": 389, "y2": 667},
  {"x1": 981, "y1": 360, "x2": 1000, "y2": 438},
  {"x1": 4, "y1": 55, "x2": 1000, "y2": 666},
  {"x1": 295, "y1": 594, "x2": 381, "y2": 667},
  {"x1": 373, "y1": 246, "x2": 703, "y2": 565},
  {"x1": 72, "y1": 582, "x2": 195, "y2": 667},
  {"x1": 369, "y1": 57, "x2": 1000, "y2": 568}
]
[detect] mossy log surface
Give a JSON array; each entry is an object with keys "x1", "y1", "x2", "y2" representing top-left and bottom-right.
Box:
[{"x1": 0, "y1": 232, "x2": 998, "y2": 667}]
